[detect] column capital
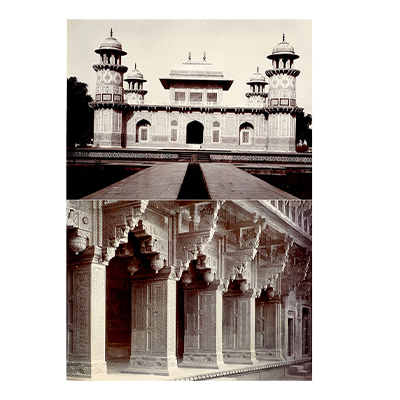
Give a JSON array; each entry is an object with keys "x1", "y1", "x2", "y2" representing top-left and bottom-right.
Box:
[{"x1": 67, "y1": 245, "x2": 103, "y2": 266}]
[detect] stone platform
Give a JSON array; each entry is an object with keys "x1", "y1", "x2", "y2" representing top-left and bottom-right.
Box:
[
  {"x1": 82, "y1": 162, "x2": 297, "y2": 200},
  {"x1": 76, "y1": 358, "x2": 312, "y2": 381}
]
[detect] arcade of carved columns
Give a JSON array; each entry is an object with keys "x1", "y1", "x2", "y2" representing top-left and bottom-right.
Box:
[{"x1": 66, "y1": 200, "x2": 311, "y2": 379}]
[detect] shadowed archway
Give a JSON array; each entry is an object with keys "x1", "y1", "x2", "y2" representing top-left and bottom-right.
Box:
[{"x1": 186, "y1": 121, "x2": 204, "y2": 144}]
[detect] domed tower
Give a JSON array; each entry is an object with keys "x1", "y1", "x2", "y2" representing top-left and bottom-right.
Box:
[
  {"x1": 92, "y1": 29, "x2": 128, "y2": 147},
  {"x1": 124, "y1": 64, "x2": 148, "y2": 105},
  {"x1": 265, "y1": 34, "x2": 301, "y2": 152},
  {"x1": 245, "y1": 67, "x2": 268, "y2": 108}
]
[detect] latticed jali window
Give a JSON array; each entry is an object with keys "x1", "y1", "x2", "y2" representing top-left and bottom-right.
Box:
[
  {"x1": 140, "y1": 128, "x2": 148, "y2": 141},
  {"x1": 175, "y1": 92, "x2": 185, "y2": 102},
  {"x1": 171, "y1": 129, "x2": 177, "y2": 141},
  {"x1": 171, "y1": 120, "x2": 178, "y2": 141},
  {"x1": 213, "y1": 130, "x2": 219, "y2": 142},
  {"x1": 207, "y1": 92, "x2": 217, "y2": 103},
  {"x1": 190, "y1": 92, "x2": 202, "y2": 102},
  {"x1": 212, "y1": 121, "x2": 220, "y2": 143},
  {"x1": 242, "y1": 130, "x2": 249, "y2": 144}
]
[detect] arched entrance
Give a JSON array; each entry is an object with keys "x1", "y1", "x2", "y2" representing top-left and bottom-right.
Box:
[{"x1": 186, "y1": 121, "x2": 204, "y2": 144}]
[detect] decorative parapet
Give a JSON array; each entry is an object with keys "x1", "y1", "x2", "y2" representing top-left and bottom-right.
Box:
[
  {"x1": 92, "y1": 63, "x2": 128, "y2": 73},
  {"x1": 264, "y1": 106, "x2": 304, "y2": 115},
  {"x1": 265, "y1": 68, "x2": 300, "y2": 77},
  {"x1": 209, "y1": 154, "x2": 311, "y2": 163}
]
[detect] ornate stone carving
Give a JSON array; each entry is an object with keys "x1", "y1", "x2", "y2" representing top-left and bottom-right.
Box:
[{"x1": 68, "y1": 234, "x2": 87, "y2": 255}]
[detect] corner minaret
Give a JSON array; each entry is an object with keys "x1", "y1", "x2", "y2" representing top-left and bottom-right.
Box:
[
  {"x1": 92, "y1": 29, "x2": 128, "y2": 147},
  {"x1": 245, "y1": 66, "x2": 268, "y2": 108},
  {"x1": 265, "y1": 34, "x2": 302, "y2": 152},
  {"x1": 124, "y1": 64, "x2": 148, "y2": 105}
]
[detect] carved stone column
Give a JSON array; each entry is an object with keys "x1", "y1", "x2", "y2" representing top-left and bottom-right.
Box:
[
  {"x1": 223, "y1": 287, "x2": 258, "y2": 364},
  {"x1": 67, "y1": 246, "x2": 107, "y2": 379},
  {"x1": 180, "y1": 279, "x2": 226, "y2": 369},
  {"x1": 124, "y1": 265, "x2": 182, "y2": 376},
  {"x1": 255, "y1": 293, "x2": 283, "y2": 361}
]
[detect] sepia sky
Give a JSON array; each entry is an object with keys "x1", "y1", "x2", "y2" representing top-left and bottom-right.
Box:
[{"x1": 67, "y1": 19, "x2": 312, "y2": 114}]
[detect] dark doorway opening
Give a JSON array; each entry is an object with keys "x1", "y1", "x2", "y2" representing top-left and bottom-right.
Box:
[
  {"x1": 302, "y1": 308, "x2": 310, "y2": 355},
  {"x1": 106, "y1": 256, "x2": 132, "y2": 361},
  {"x1": 186, "y1": 121, "x2": 204, "y2": 144}
]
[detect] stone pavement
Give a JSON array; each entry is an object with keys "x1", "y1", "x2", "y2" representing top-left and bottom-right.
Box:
[
  {"x1": 82, "y1": 163, "x2": 188, "y2": 199},
  {"x1": 200, "y1": 163, "x2": 297, "y2": 199},
  {"x1": 83, "y1": 162, "x2": 298, "y2": 200}
]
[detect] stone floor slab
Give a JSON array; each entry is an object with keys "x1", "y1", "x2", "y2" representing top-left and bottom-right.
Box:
[
  {"x1": 82, "y1": 163, "x2": 188, "y2": 200},
  {"x1": 200, "y1": 163, "x2": 298, "y2": 199}
]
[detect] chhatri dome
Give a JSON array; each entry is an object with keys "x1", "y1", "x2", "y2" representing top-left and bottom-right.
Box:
[
  {"x1": 247, "y1": 66, "x2": 266, "y2": 85},
  {"x1": 267, "y1": 34, "x2": 299, "y2": 60},
  {"x1": 95, "y1": 29, "x2": 127, "y2": 55},
  {"x1": 125, "y1": 64, "x2": 146, "y2": 82}
]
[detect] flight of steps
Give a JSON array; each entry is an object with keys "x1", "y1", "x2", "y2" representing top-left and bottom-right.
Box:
[
  {"x1": 287, "y1": 362, "x2": 312, "y2": 377},
  {"x1": 178, "y1": 152, "x2": 210, "y2": 163}
]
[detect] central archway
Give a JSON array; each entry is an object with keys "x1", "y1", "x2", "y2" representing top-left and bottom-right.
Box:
[{"x1": 186, "y1": 121, "x2": 204, "y2": 144}]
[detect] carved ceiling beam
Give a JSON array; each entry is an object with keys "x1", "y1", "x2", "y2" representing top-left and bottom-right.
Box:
[
  {"x1": 225, "y1": 214, "x2": 260, "y2": 231},
  {"x1": 176, "y1": 201, "x2": 222, "y2": 269},
  {"x1": 101, "y1": 200, "x2": 149, "y2": 266},
  {"x1": 233, "y1": 200, "x2": 311, "y2": 249}
]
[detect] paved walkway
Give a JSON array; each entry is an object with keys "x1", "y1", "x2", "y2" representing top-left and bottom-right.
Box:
[
  {"x1": 201, "y1": 164, "x2": 297, "y2": 199},
  {"x1": 83, "y1": 163, "x2": 188, "y2": 200},
  {"x1": 83, "y1": 162, "x2": 297, "y2": 200}
]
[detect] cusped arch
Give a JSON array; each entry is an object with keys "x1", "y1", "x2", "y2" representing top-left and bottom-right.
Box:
[
  {"x1": 136, "y1": 119, "x2": 151, "y2": 142},
  {"x1": 239, "y1": 122, "x2": 254, "y2": 145},
  {"x1": 186, "y1": 120, "x2": 204, "y2": 144}
]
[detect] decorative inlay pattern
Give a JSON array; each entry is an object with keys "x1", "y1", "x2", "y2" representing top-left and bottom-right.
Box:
[{"x1": 209, "y1": 154, "x2": 311, "y2": 163}]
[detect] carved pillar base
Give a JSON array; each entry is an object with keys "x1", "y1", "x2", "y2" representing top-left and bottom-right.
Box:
[
  {"x1": 256, "y1": 349, "x2": 283, "y2": 361},
  {"x1": 180, "y1": 281, "x2": 225, "y2": 369},
  {"x1": 66, "y1": 246, "x2": 108, "y2": 380},
  {"x1": 223, "y1": 289, "x2": 257, "y2": 365},
  {"x1": 124, "y1": 266, "x2": 179, "y2": 376},
  {"x1": 124, "y1": 356, "x2": 179, "y2": 376},
  {"x1": 67, "y1": 361, "x2": 107, "y2": 380}
]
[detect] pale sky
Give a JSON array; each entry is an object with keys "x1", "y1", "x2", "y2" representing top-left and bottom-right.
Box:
[{"x1": 67, "y1": 19, "x2": 312, "y2": 114}]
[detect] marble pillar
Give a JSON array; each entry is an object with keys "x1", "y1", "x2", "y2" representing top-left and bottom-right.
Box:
[
  {"x1": 124, "y1": 266, "x2": 179, "y2": 375},
  {"x1": 223, "y1": 289, "x2": 257, "y2": 364},
  {"x1": 180, "y1": 280, "x2": 225, "y2": 369},
  {"x1": 255, "y1": 298, "x2": 283, "y2": 361},
  {"x1": 67, "y1": 246, "x2": 107, "y2": 379}
]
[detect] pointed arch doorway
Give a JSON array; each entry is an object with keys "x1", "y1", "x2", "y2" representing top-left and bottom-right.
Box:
[{"x1": 186, "y1": 121, "x2": 204, "y2": 144}]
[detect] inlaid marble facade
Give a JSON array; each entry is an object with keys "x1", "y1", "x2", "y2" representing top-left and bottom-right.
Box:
[{"x1": 90, "y1": 32, "x2": 304, "y2": 152}]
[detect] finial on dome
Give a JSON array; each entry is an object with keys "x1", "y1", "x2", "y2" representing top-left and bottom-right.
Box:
[
  {"x1": 257, "y1": 66, "x2": 259, "y2": 73},
  {"x1": 188, "y1": 51, "x2": 191, "y2": 61},
  {"x1": 283, "y1": 33, "x2": 285, "y2": 42},
  {"x1": 135, "y1": 62, "x2": 137, "y2": 69},
  {"x1": 110, "y1": 28, "x2": 113, "y2": 37},
  {"x1": 203, "y1": 51, "x2": 206, "y2": 62}
]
